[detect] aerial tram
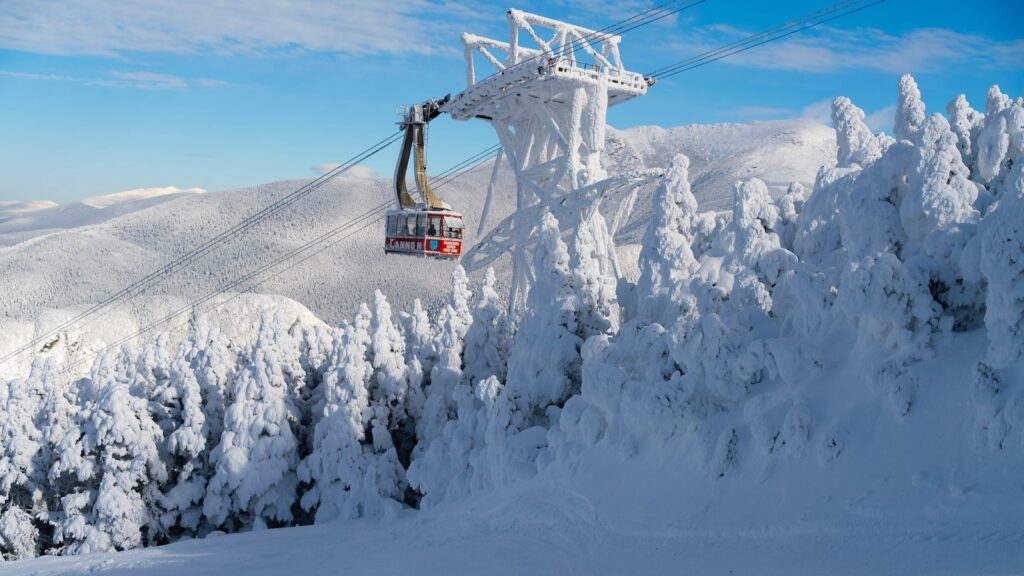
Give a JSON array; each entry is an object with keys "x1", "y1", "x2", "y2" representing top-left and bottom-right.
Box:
[{"x1": 385, "y1": 95, "x2": 465, "y2": 259}]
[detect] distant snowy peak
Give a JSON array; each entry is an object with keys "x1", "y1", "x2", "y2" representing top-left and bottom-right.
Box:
[
  {"x1": 80, "y1": 186, "x2": 207, "y2": 208},
  {"x1": 0, "y1": 199, "x2": 60, "y2": 216},
  {"x1": 610, "y1": 118, "x2": 837, "y2": 211},
  {"x1": 0, "y1": 186, "x2": 208, "y2": 246}
]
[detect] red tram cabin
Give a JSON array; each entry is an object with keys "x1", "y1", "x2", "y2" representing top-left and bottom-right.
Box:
[{"x1": 384, "y1": 209, "x2": 463, "y2": 258}]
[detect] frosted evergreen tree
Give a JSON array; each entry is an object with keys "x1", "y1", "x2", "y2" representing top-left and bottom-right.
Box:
[
  {"x1": 636, "y1": 154, "x2": 700, "y2": 323},
  {"x1": 51, "y1": 351, "x2": 166, "y2": 553},
  {"x1": 729, "y1": 178, "x2": 796, "y2": 295},
  {"x1": 462, "y1": 268, "x2": 511, "y2": 388},
  {"x1": 204, "y1": 315, "x2": 301, "y2": 530},
  {"x1": 505, "y1": 211, "x2": 583, "y2": 422},
  {"x1": 902, "y1": 113, "x2": 983, "y2": 328},
  {"x1": 448, "y1": 265, "x2": 474, "y2": 342},
  {"x1": 975, "y1": 85, "x2": 1024, "y2": 200},
  {"x1": 154, "y1": 347, "x2": 210, "y2": 539},
  {"x1": 129, "y1": 334, "x2": 172, "y2": 401},
  {"x1": 299, "y1": 325, "x2": 367, "y2": 521},
  {"x1": 368, "y1": 290, "x2": 409, "y2": 424},
  {"x1": 832, "y1": 96, "x2": 882, "y2": 168},
  {"x1": 572, "y1": 213, "x2": 619, "y2": 338},
  {"x1": 979, "y1": 167, "x2": 1024, "y2": 367},
  {"x1": 778, "y1": 181, "x2": 809, "y2": 251},
  {"x1": 366, "y1": 290, "x2": 417, "y2": 467},
  {"x1": 662, "y1": 177, "x2": 798, "y2": 409},
  {"x1": 299, "y1": 322, "x2": 405, "y2": 522},
  {"x1": 895, "y1": 74, "x2": 926, "y2": 142},
  {"x1": 416, "y1": 305, "x2": 464, "y2": 450},
  {"x1": 0, "y1": 358, "x2": 55, "y2": 560},
  {"x1": 946, "y1": 94, "x2": 984, "y2": 172},
  {"x1": 407, "y1": 378, "x2": 482, "y2": 509},
  {"x1": 0, "y1": 507, "x2": 38, "y2": 561},
  {"x1": 295, "y1": 323, "x2": 335, "y2": 385},
  {"x1": 902, "y1": 113, "x2": 980, "y2": 251},
  {"x1": 399, "y1": 298, "x2": 435, "y2": 424},
  {"x1": 48, "y1": 357, "x2": 108, "y2": 555},
  {"x1": 185, "y1": 315, "x2": 237, "y2": 446}
]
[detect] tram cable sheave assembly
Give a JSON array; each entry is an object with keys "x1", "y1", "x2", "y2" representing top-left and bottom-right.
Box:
[{"x1": 437, "y1": 8, "x2": 659, "y2": 308}]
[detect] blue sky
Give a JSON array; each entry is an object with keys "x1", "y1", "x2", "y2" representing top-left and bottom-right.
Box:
[{"x1": 1, "y1": 0, "x2": 1021, "y2": 203}]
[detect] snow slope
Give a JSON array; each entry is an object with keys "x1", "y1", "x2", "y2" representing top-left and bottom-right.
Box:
[
  {"x1": 0, "y1": 187, "x2": 206, "y2": 247},
  {"x1": 0, "y1": 120, "x2": 834, "y2": 378},
  {"x1": 2, "y1": 332, "x2": 1021, "y2": 575}
]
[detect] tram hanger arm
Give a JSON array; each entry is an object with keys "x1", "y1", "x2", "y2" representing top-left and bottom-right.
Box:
[{"x1": 394, "y1": 94, "x2": 453, "y2": 210}]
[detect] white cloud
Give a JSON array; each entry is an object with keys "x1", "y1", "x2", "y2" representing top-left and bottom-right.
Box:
[
  {"x1": 799, "y1": 98, "x2": 895, "y2": 133},
  {"x1": 730, "y1": 105, "x2": 792, "y2": 118},
  {"x1": 547, "y1": 0, "x2": 680, "y2": 28},
  {"x1": 863, "y1": 105, "x2": 896, "y2": 133},
  {"x1": 312, "y1": 163, "x2": 377, "y2": 179},
  {"x1": 0, "y1": 0, "x2": 484, "y2": 58},
  {"x1": 662, "y1": 25, "x2": 1024, "y2": 75},
  {"x1": 0, "y1": 69, "x2": 225, "y2": 90},
  {"x1": 800, "y1": 99, "x2": 833, "y2": 126}
]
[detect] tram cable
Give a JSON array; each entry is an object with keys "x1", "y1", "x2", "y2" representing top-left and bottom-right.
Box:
[
  {"x1": 647, "y1": 0, "x2": 885, "y2": 80},
  {"x1": 5, "y1": 1, "x2": 700, "y2": 371},
  {"x1": 10, "y1": 0, "x2": 884, "y2": 372},
  {"x1": 0, "y1": 130, "x2": 404, "y2": 369},
  {"x1": 59, "y1": 146, "x2": 502, "y2": 374}
]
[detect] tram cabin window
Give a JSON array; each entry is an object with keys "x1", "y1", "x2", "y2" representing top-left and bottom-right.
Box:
[
  {"x1": 446, "y1": 217, "x2": 463, "y2": 239},
  {"x1": 416, "y1": 215, "x2": 426, "y2": 236},
  {"x1": 387, "y1": 215, "x2": 397, "y2": 235},
  {"x1": 429, "y1": 216, "x2": 442, "y2": 237}
]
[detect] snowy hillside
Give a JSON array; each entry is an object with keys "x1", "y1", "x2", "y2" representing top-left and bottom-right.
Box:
[
  {"x1": 3, "y1": 75, "x2": 1023, "y2": 575},
  {"x1": 0, "y1": 119, "x2": 833, "y2": 379},
  {"x1": 0, "y1": 187, "x2": 206, "y2": 247}
]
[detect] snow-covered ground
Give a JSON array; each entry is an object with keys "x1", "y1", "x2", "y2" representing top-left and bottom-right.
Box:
[{"x1": 4, "y1": 329, "x2": 1023, "y2": 575}]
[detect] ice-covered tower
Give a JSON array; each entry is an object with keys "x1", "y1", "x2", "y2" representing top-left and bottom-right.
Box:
[{"x1": 446, "y1": 9, "x2": 653, "y2": 308}]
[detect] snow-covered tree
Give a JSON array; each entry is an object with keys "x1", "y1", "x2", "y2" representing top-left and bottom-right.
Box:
[
  {"x1": 0, "y1": 507, "x2": 38, "y2": 561},
  {"x1": 833, "y1": 96, "x2": 882, "y2": 168},
  {"x1": 448, "y1": 265, "x2": 474, "y2": 342},
  {"x1": 903, "y1": 113, "x2": 983, "y2": 328},
  {"x1": 417, "y1": 305, "x2": 464, "y2": 450},
  {"x1": 975, "y1": 85, "x2": 1024, "y2": 200},
  {"x1": 895, "y1": 73, "x2": 926, "y2": 142},
  {"x1": 298, "y1": 321, "x2": 405, "y2": 522},
  {"x1": 505, "y1": 212, "x2": 583, "y2": 422},
  {"x1": 203, "y1": 314, "x2": 301, "y2": 530},
  {"x1": 729, "y1": 178, "x2": 797, "y2": 295},
  {"x1": 407, "y1": 378, "x2": 484, "y2": 509},
  {"x1": 635, "y1": 154, "x2": 700, "y2": 323},
  {"x1": 946, "y1": 94, "x2": 984, "y2": 172},
  {"x1": 399, "y1": 298, "x2": 435, "y2": 425},
  {"x1": 979, "y1": 166, "x2": 1024, "y2": 367},
  {"x1": 50, "y1": 351, "x2": 166, "y2": 553},
  {"x1": 572, "y1": 212, "x2": 619, "y2": 338},
  {"x1": 368, "y1": 290, "x2": 409, "y2": 424},
  {"x1": 462, "y1": 268, "x2": 511, "y2": 388},
  {"x1": 901, "y1": 113, "x2": 979, "y2": 253},
  {"x1": 153, "y1": 346, "x2": 211, "y2": 540},
  {"x1": 0, "y1": 357, "x2": 56, "y2": 560},
  {"x1": 184, "y1": 315, "x2": 237, "y2": 445}
]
